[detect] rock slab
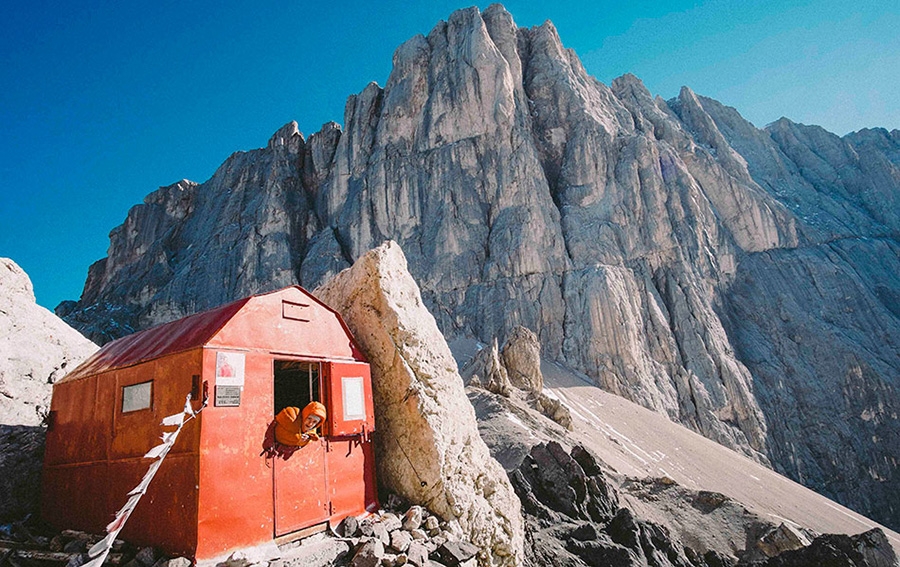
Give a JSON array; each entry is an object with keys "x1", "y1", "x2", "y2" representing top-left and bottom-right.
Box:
[{"x1": 315, "y1": 241, "x2": 525, "y2": 566}]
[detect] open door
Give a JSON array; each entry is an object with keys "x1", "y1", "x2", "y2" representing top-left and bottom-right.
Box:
[
  {"x1": 272, "y1": 360, "x2": 328, "y2": 535},
  {"x1": 324, "y1": 361, "x2": 377, "y2": 520}
]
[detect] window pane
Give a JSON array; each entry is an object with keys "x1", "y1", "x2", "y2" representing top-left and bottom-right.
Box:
[
  {"x1": 342, "y1": 376, "x2": 365, "y2": 421},
  {"x1": 122, "y1": 381, "x2": 152, "y2": 413}
]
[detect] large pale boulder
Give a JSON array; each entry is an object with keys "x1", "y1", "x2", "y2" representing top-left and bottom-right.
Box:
[
  {"x1": 315, "y1": 241, "x2": 524, "y2": 567},
  {"x1": 0, "y1": 259, "x2": 98, "y2": 425}
]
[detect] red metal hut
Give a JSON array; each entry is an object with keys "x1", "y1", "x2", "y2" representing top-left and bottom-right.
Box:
[{"x1": 42, "y1": 286, "x2": 377, "y2": 561}]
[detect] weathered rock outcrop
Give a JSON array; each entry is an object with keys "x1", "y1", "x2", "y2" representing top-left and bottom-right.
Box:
[
  {"x1": 315, "y1": 241, "x2": 524, "y2": 567},
  {"x1": 58, "y1": 5, "x2": 900, "y2": 529},
  {"x1": 744, "y1": 529, "x2": 897, "y2": 567},
  {"x1": 1, "y1": 258, "x2": 97, "y2": 426},
  {"x1": 464, "y1": 339, "x2": 513, "y2": 397},
  {"x1": 501, "y1": 327, "x2": 542, "y2": 394},
  {"x1": 511, "y1": 442, "x2": 735, "y2": 567}
]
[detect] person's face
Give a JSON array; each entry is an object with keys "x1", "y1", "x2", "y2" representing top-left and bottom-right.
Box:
[{"x1": 303, "y1": 414, "x2": 321, "y2": 431}]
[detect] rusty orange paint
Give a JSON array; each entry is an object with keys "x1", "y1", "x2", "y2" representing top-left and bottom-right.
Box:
[{"x1": 43, "y1": 287, "x2": 377, "y2": 562}]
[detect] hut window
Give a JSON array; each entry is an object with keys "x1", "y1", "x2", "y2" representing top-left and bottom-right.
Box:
[
  {"x1": 274, "y1": 360, "x2": 319, "y2": 414},
  {"x1": 122, "y1": 381, "x2": 153, "y2": 413}
]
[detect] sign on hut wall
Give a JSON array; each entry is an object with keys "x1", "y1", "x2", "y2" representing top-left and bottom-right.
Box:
[{"x1": 215, "y1": 351, "x2": 245, "y2": 407}]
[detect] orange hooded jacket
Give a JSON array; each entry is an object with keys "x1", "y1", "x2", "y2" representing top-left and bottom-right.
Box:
[{"x1": 275, "y1": 401, "x2": 327, "y2": 447}]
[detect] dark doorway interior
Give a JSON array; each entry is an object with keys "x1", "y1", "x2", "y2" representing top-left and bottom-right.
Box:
[{"x1": 273, "y1": 360, "x2": 320, "y2": 414}]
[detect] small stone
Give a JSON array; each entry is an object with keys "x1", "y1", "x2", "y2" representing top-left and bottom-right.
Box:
[
  {"x1": 63, "y1": 539, "x2": 87, "y2": 553},
  {"x1": 390, "y1": 530, "x2": 413, "y2": 553},
  {"x1": 402, "y1": 506, "x2": 424, "y2": 531},
  {"x1": 65, "y1": 553, "x2": 88, "y2": 567},
  {"x1": 50, "y1": 535, "x2": 65, "y2": 552},
  {"x1": 351, "y1": 539, "x2": 385, "y2": 567},
  {"x1": 410, "y1": 529, "x2": 427, "y2": 541},
  {"x1": 440, "y1": 520, "x2": 464, "y2": 541},
  {"x1": 381, "y1": 512, "x2": 402, "y2": 533},
  {"x1": 373, "y1": 522, "x2": 391, "y2": 546},
  {"x1": 406, "y1": 541, "x2": 429, "y2": 567},
  {"x1": 342, "y1": 515, "x2": 360, "y2": 537},
  {"x1": 135, "y1": 547, "x2": 159, "y2": 567},
  {"x1": 424, "y1": 516, "x2": 439, "y2": 532},
  {"x1": 360, "y1": 518, "x2": 377, "y2": 537},
  {"x1": 431, "y1": 536, "x2": 447, "y2": 550},
  {"x1": 435, "y1": 541, "x2": 479, "y2": 567},
  {"x1": 395, "y1": 553, "x2": 408, "y2": 565},
  {"x1": 381, "y1": 552, "x2": 397, "y2": 566}
]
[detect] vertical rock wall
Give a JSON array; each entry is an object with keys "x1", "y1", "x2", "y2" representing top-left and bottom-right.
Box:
[{"x1": 58, "y1": 5, "x2": 900, "y2": 529}]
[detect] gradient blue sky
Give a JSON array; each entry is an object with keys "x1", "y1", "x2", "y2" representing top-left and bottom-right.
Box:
[{"x1": 2, "y1": 0, "x2": 898, "y2": 310}]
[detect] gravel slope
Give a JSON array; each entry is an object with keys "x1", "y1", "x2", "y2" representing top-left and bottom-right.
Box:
[{"x1": 540, "y1": 360, "x2": 900, "y2": 555}]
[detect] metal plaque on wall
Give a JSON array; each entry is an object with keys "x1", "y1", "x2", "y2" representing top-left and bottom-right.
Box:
[{"x1": 215, "y1": 385, "x2": 242, "y2": 407}]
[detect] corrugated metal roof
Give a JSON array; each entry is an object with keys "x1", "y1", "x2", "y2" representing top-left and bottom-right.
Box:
[{"x1": 60, "y1": 297, "x2": 251, "y2": 382}]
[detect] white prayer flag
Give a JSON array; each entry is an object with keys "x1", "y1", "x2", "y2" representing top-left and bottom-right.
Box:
[
  {"x1": 161, "y1": 412, "x2": 185, "y2": 427},
  {"x1": 82, "y1": 550, "x2": 111, "y2": 567},
  {"x1": 105, "y1": 510, "x2": 129, "y2": 534},
  {"x1": 183, "y1": 394, "x2": 194, "y2": 416},
  {"x1": 144, "y1": 442, "x2": 169, "y2": 459},
  {"x1": 88, "y1": 532, "x2": 116, "y2": 558},
  {"x1": 115, "y1": 493, "x2": 142, "y2": 519},
  {"x1": 93, "y1": 388, "x2": 202, "y2": 563}
]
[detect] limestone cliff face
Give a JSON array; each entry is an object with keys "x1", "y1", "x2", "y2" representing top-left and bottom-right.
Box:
[{"x1": 59, "y1": 6, "x2": 899, "y2": 529}]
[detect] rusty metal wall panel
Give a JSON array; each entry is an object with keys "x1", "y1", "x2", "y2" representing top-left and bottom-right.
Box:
[
  {"x1": 45, "y1": 377, "x2": 110, "y2": 465},
  {"x1": 43, "y1": 349, "x2": 203, "y2": 557},
  {"x1": 209, "y1": 287, "x2": 365, "y2": 361},
  {"x1": 195, "y1": 349, "x2": 275, "y2": 560},
  {"x1": 326, "y1": 437, "x2": 378, "y2": 522},
  {"x1": 109, "y1": 352, "x2": 202, "y2": 460},
  {"x1": 41, "y1": 462, "x2": 110, "y2": 533},
  {"x1": 116, "y1": 454, "x2": 199, "y2": 556},
  {"x1": 274, "y1": 441, "x2": 329, "y2": 535}
]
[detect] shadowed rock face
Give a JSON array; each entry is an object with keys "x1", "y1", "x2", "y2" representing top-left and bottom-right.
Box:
[{"x1": 58, "y1": 6, "x2": 899, "y2": 529}]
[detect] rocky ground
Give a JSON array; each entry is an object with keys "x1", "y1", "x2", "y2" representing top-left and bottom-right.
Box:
[
  {"x1": 0, "y1": 497, "x2": 484, "y2": 567},
  {"x1": 2, "y1": 237, "x2": 897, "y2": 567}
]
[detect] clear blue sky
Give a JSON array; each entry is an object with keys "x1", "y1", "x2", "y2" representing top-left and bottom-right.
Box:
[{"x1": 2, "y1": 0, "x2": 898, "y2": 310}]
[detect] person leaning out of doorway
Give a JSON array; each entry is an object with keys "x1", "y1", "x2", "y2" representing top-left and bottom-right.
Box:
[{"x1": 261, "y1": 401, "x2": 327, "y2": 460}]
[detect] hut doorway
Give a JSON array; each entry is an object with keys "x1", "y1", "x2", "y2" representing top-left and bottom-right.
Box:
[{"x1": 272, "y1": 359, "x2": 328, "y2": 535}]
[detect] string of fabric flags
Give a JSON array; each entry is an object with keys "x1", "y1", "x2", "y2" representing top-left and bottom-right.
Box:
[{"x1": 82, "y1": 392, "x2": 206, "y2": 567}]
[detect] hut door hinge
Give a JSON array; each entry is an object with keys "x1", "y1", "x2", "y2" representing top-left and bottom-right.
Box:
[{"x1": 328, "y1": 501, "x2": 333, "y2": 515}]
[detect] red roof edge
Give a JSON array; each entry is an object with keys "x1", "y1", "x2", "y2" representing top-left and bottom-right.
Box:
[{"x1": 59, "y1": 296, "x2": 252, "y2": 382}]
